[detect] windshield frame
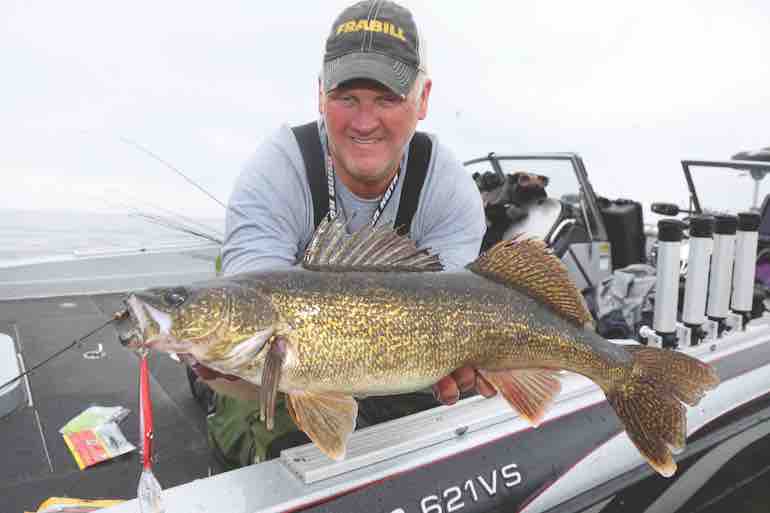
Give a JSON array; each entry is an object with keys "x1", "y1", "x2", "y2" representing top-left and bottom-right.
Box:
[
  {"x1": 463, "y1": 152, "x2": 609, "y2": 241},
  {"x1": 682, "y1": 159, "x2": 770, "y2": 214}
]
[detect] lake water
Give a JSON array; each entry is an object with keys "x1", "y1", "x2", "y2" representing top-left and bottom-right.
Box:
[{"x1": 0, "y1": 208, "x2": 223, "y2": 266}]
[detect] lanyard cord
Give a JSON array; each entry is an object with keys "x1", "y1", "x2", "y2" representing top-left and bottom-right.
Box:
[{"x1": 324, "y1": 151, "x2": 399, "y2": 227}]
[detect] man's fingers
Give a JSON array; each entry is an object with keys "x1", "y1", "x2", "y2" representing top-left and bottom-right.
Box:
[
  {"x1": 433, "y1": 367, "x2": 499, "y2": 405},
  {"x1": 432, "y1": 375, "x2": 460, "y2": 405},
  {"x1": 452, "y1": 366, "x2": 477, "y2": 393},
  {"x1": 475, "y1": 372, "x2": 497, "y2": 398}
]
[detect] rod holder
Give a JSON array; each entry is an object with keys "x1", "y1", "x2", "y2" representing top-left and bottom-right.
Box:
[
  {"x1": 682, "y1": 216, "x2": 714, "y2": 345},
  {"x1": 653, "y1": 219, "x2": 684, "y2": 348},
  {"x1": 732, "y1": 212, "x2": 760, "y2": 327},
  {"x1": 707, "y1": 215, "x2": 738, "y2": 337}
]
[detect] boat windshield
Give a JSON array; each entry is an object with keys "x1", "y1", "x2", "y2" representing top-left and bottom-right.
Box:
[{"x1": 683, "y1": 160, "x2": 770, "y2": 216}]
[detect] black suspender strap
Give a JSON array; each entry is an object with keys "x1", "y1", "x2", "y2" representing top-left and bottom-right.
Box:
[
  {"x1": 291, "y1": 122, "x2": 328, "y2": 229},
  {"x1": 394, "y1": 131, "x2": 432, "y2": 232}
]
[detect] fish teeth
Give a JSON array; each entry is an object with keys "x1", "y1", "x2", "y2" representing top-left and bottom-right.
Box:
[
  {"x1": 142, "y1": 301, "x2": 172, "y2": 335},
  {"x1": 126, "y1": 295, "x2": 149, "y2": 334}
]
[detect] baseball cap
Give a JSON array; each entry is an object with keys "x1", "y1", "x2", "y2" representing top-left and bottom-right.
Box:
[{"x1": 323, "y1": 0, "x2": 424, "y2": 98}]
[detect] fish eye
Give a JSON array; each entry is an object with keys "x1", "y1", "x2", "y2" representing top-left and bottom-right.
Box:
[{"x1": 164, "y1": 287, "x2": 188, "y2": 307}]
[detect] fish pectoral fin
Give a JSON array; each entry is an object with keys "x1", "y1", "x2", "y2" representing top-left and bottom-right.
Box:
[
  {"x1": 288, "y1": 391, "x2": 358, "y2": 461},
  {"x1": 478, "y1": 368, "x2": 562, "y2": 427},
  {"x1": 260, "y1": 336, "x2": 287, "y2": 431}
]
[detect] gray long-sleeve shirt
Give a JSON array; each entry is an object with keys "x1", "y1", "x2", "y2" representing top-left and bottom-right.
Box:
[{"x1": 222, "y1": 123, "x2": 485, "y2": 275}]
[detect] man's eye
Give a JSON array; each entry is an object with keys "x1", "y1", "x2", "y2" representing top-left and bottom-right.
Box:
[
  {"x1": 378, "y1": 95, "x2": 403, "y2": 107},
  {"x1": 333, "y1": 95, "x2": 356, "y2": 106}
]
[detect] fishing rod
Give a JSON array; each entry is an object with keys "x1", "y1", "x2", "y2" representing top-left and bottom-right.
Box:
[
  {"x1": 96, "y1": 194, "x2": 223, "y2": 246},
  {"x1": 129, "y1": 212, "x2": 223, "y2": 245},
  {"x1": 0, "y1": 311, "x2": 128, "y2": 391}
]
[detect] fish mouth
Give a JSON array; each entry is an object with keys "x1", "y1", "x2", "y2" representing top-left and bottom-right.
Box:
[{"x1": 119, "y1": 293, "x2": 178, "y2": 351}]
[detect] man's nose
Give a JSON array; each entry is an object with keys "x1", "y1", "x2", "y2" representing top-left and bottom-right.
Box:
[{"x1": 349, "y1": 103, "x2": 379, "y2": 133}]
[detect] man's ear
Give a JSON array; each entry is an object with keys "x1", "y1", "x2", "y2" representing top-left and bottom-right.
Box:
[
  {"x1": 318, "y1": 79, "x2": 325, "y2": 115},
  {"x1": 417, "y1": 79, "x2": 432, "y2": 120}
]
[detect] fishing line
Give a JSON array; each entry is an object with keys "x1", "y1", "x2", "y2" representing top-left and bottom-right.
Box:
[
  {"x1": 117, "y1": 135, "x2": 254, "y2": 240},
  {"x1": 117, "y1": 135, "x2": 286, "y2": 228},
  {"x1": 0, "y1": 311, "x2": 127, "y2": 391},
  {"x1": 118, "y1": 136, "x2": 228, "y2": 211}
]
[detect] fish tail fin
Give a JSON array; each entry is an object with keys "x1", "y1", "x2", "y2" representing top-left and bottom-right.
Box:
[{"x1": 605, "y1": 347, "x2": 719, "y2": 477}]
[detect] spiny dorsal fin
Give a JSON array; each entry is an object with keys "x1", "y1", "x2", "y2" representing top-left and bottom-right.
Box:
[
  {"x1": 302, "y1": 216, "x2": 443, "y2": 272},
  {"x1": 468, "y1": 236, "x2": 594, "y2": 328}
]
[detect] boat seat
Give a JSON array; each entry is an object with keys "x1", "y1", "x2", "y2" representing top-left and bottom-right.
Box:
[
  {"x1": 0, "y1": 334, "x2": 22, "y2": 419},
  {"x1": 502, "y1": 197, "x2": 566, "y2": 244}
]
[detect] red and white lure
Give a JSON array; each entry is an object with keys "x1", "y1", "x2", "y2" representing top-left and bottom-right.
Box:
[{"x1": 137, "y1": 349, "x2": 165, "y2": 513}]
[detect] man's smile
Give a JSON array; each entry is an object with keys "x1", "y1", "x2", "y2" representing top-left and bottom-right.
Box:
[{"x1": 351, "y1": 136, "x2": 382, "y2": 145}]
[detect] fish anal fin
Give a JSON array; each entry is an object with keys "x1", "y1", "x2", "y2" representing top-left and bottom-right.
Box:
[
  {"x1": 478, "y1": 368, "x2": 562, "y2": 427},
  {"x1": 288, "y1": 391, "x2": 358, "y2": 460},
  {"x1": 468, "y1": 237, "x2": 594, "y2": 328}
]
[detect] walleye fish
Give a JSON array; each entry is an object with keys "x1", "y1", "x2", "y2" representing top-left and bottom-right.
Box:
[{"x1": 119, "y1": 218, "x2": 719, "y2": 477}]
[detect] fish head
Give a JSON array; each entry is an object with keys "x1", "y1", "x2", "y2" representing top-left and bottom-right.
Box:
[{"x1": 118, "y1": 281, "x2": 279, "y2": 363}]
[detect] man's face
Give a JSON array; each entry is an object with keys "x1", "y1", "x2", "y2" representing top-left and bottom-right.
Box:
[{"x1": 319, "y1": 78, "x2": 431, "y2": 198}]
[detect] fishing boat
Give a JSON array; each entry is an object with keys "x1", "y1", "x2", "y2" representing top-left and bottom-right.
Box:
[{"x1": 3, "y1": 155, "x2": 770, "y2": 513}]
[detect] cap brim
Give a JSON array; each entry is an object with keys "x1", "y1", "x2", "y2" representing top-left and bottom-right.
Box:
[{"x1": 324, "y1": 52, "x2": 418, "y2": 98}]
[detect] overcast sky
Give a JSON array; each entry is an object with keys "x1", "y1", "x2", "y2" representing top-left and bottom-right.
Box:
[{"x1": 2, "y1": 0, "x2": 769, "y2": 219}]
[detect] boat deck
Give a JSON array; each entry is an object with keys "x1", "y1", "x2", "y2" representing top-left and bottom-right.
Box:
[{"x1": 0, "y1": 246, "x2": 220, "y2": 513}]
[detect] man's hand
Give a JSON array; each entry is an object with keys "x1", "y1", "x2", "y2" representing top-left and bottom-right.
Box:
[
  {"x1": 432, "y1": 366, "x2": 497, "y2": 405},
  {"x1": 181, "y1": 354, "x2": 261, "y2": 402}
]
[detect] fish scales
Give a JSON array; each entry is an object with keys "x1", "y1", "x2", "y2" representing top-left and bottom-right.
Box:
[{"x1": 243, "y1": 270, "x2": 631, "y2": 395}]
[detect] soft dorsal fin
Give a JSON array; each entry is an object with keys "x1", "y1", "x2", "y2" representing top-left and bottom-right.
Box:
[
  {"x1": 302, "y1": 216, "x2": 443, "y2": 272},
  {"x1": 468, "y1": 236, "x2": 594, "y2": 328}
]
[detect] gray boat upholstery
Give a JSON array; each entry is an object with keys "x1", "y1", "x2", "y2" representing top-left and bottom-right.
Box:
[{"x1": 501, "y1": 197, "x2": 565, "y2": 244}]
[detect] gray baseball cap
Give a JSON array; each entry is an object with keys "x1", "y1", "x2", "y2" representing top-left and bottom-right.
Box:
[{"x1": 323, "y1": 0, "x2": 424, "y2": 98}]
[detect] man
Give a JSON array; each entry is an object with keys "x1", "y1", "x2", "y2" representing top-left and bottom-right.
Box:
[{"x1": 200, "y1": 0, "x2": 494, "y2": 469}]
